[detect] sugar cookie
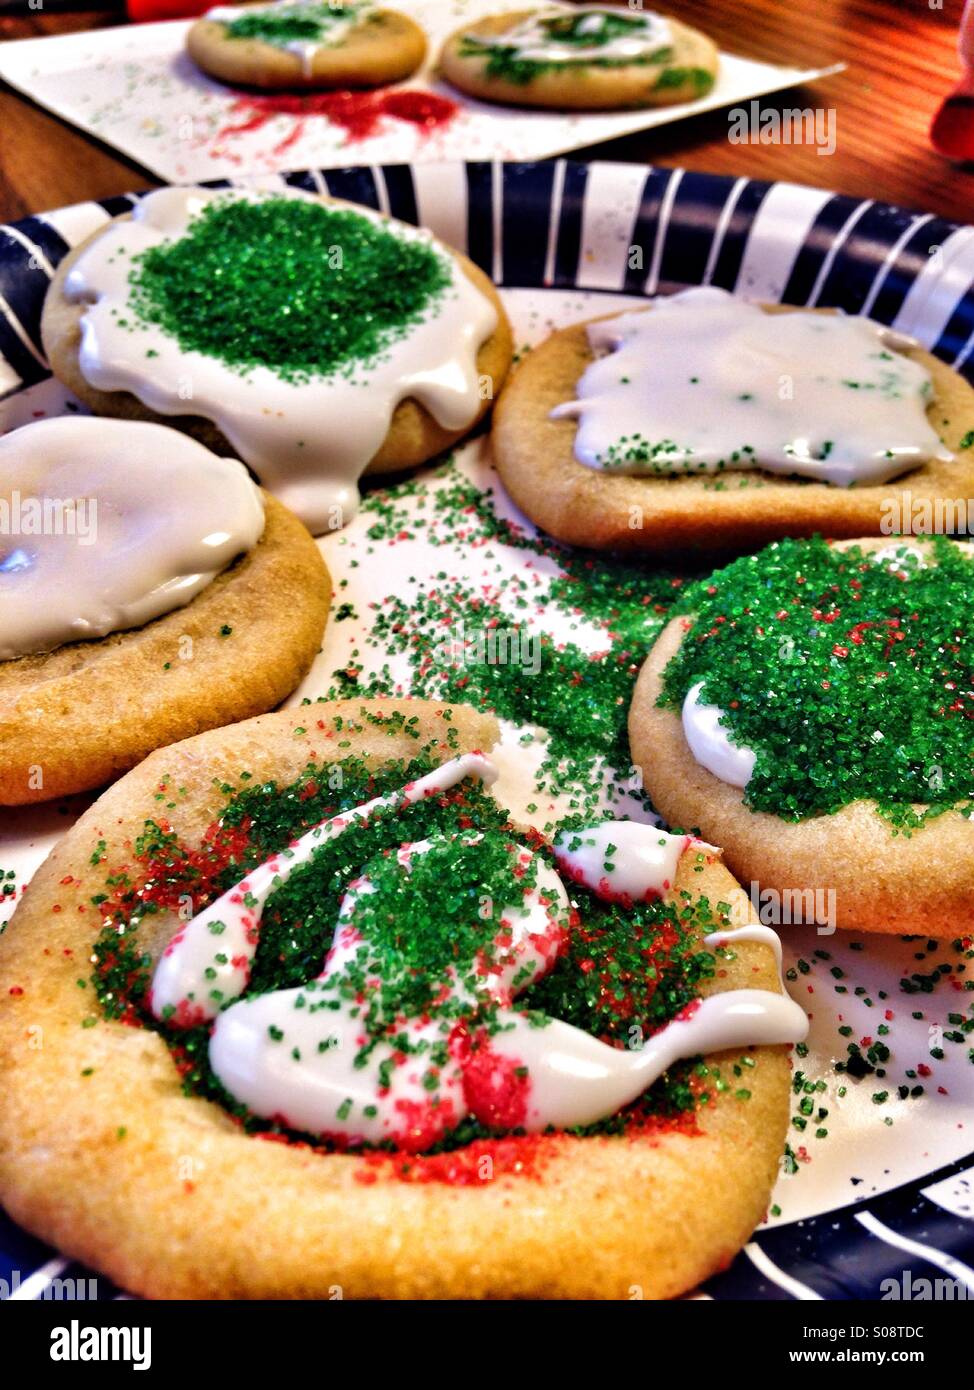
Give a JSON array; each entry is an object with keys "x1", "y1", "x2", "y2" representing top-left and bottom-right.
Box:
[
  {"x1": 440, "y1": 6, "x2": 718, "y2": 110},
  {"x1": 0, "y1": 416, "x2": 329, "y2": 805},
  {"x1": 0, "y1": 698, "x2": 804, "y2": 1298},
  {"x1": 629, "y1": 536, "x2": 974, "y2": 936},
  {"x1": 41, "y1": 186, "x2": 513, "y2": 536},
  {"x1": 492, "y1": 288, "x2": 974, "y2": 554},
  {"x1": 187, "y1": 1, "x2": 426, "y2": 91}
]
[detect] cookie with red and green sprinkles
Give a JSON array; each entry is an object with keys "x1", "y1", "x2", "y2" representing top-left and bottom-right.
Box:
[
  {"x1": 630, "y1": 536, "x2": 974, "y2": 937},
  {"x1": 187, "y1": 2, "x2": 427, "y2": 91},
  {"x1": 439, "y1": 7, "x2": 718, "y2": 111},
  {"x1": 0, "y1": 697, "x2": 800, "y2": 1300}
]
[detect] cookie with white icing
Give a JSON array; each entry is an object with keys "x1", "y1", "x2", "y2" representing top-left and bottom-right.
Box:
[
  {"x1": 629, "y1": 536, "x2": 974, "y2": 937},
  {"x1": 439, "y1": 6, "x2": 718, "y2": 110},
  {"x1": 40, "y1": 186, "x2": 513, "y2": 537},
  {"x1": 0, "y1": 697, "x2": 805, "y2": 1299},
  {"x1": 187, "y1": 1, "x2": 426, "y2": 90},
  {"x1": 0, "y1": 416, "x2": 329, "y2": 805},
  {"x1": 492, "y1": 288, "x2": 974, "y2": 554}
]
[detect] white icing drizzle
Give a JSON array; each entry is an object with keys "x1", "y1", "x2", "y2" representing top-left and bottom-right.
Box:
[
  {"x1": 473, "y1": 6, "x2": 671, "y2": 64},
  {"x1": 550, "y1": 286, "x2": 952, "y2": 487},
  {"x1": 205, "y1": 1, "x2": 372, "y2": 78},
  {"x1": 871, "y1": 542, "x2": 930, "y2": 572},
  {"x1": 63, "y1": 186, "x2": 497, "y2": 536},
  {"x1": 151, "y1": 782, "x2": 807, "y2": 1146},
  {"x1": 209, "y1": 834, "x2": 570, "y2": 1145},
  {"x1": 150, "y1": 751, "x2": 498, "y2": 1025},
  {"x1": 483, "y1": 989, "x2": 807, "y2": 1131},
  {"x1": 682, "y1": 680, "x2": 757, "y2": 788},
  {"x1": 484, "y1": 908, "x2": 804, "y2": 1134},
  {"x1": 554, "y1": 820, "x2": 691, "y2": 900},
  {"x1": 0, "y1": 417, "x2": 263, "y2": 661}
]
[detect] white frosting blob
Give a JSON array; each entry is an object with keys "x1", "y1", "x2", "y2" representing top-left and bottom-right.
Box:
[
  {"x1": 63, "y1": 186, "x2": 497, "y2": 536},
  {"x1": 682, "y1": 680, "x2": 757, "y2": 788},
  {"x1": 554, "y1": 820, "x2": 689, "y2": 900},
  {"x1": 485, "y1": 987, "x2": 808, "y2": 1130},
  {"x1": 0, "y1": 417, "x2": 264, "y2": 660},
  {"x1": 472, "y1": 6, "x2": 672, "y2": 64},
  {"x1": 871, "y1": 542, "x2": 930, "y2": 571},
  {"x1": 551, "y1": 286, "x2": 952, "y2": 487}
]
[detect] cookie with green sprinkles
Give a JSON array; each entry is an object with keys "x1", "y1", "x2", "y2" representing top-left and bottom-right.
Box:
[
  {"x1": 187, "y1": 2, "x2": 426, "y2": 92},
  {"x1": 630, "y1": 536, "x2": 974, "y2": 937},
  {"x1": 439, "y1": 7, "x2": 718, "y2": 110},
  {"x1": 41, "y1": 187, "x2": 513, "y2": 537},
  {"x1": 0, "y1": 696, "x2": 796, "y2": 1300}
]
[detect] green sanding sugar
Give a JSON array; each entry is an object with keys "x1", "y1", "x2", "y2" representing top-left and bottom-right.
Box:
[
  {"x1": 460, "y1": 10, "x2": 677, "y2": 85},
  {"x1": 90, "y1": 723, "x2": 724, "y2": 1147},
  {"x1": 127, "y1": 196, "x2": 452, "y2": 383},
  {"x1": 324, "y1": 460, "x2": 687, "y2": 818},
  {"x1": 527, "y1": 877, "x2": 715, "y2": 1045},
  {"x1": 659, "y1": 536, "x2": 974, "y2": 824},
  {"x1": 651, "y1": 66, "x2": 716, "y2": 93},
  {"x1": 314, "y1": 830, "x2": 563, "y2": 1043},
  {"x1": 224, "y1": 1, "x2": 364, "y2": 46}
]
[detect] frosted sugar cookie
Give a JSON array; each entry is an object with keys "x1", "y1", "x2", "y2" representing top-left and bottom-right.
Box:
[
  {"x1": 629, "y1": 536, "x2": 974, "y2": 936},
  {"x1": 0, "y1": 416, "x2": 329, "y2": 805},
  {"x1": 187, "y1": 2, "x2": 426, "y2": 91},
  {"x1": 41, "y1": 186, "x2": 513, "y2": 535},
  {"x1": 440, "y1": 6, "x2": 718, "y2": 110},
  {"x1": 492, "y1": 287, "x2": 974, "y2": 554},
  {"x1": 0, "y1": 698, "x2": 805, "y2": 1299}
]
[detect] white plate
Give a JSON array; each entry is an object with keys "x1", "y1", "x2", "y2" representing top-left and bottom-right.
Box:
[
  {"x1": 0, "y1": 2, "x2": 841, "y2": 182},
  {"x1": 1, "y1": 159, "x2": 972, "y2": 1301}
]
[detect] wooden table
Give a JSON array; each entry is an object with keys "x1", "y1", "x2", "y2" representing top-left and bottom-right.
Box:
[{"x1": 0, "y1": 0, "x2": 971, "y2": 223}]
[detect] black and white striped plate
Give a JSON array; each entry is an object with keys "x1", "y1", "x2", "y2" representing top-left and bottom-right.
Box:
[{"x1": 1, "y1": 160, "x2": 973, "y2": 1303}]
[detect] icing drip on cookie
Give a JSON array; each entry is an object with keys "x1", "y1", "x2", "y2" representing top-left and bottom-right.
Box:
[
  {"x1": 478, "y1": 987, "x2": 805, "y2": 1130},
  {"x1": 209, "y1": 833, "x2": 570, "y2": 1146},
  {"x1": 63, "y1": 187, "x2": 497, "y2": 535},
  {"x1": 469, "y1": 7, "x2": 672, "y2": 65},
  {"x1": 482, "y1": 842, "x2": 804, "y2": 1132},
  {"x1": 152, "y1": 774, "x2": 806, "y2": 1149},
  {"x1": 551, "y1": 286, "x2": 952, "y2": 487},
  {"x1": 0, "y1": 417, "x2": 263, "y2": 660},
  {"x1": 682, "y1": 680, "x2": 757, "y2": 788},
  {"x1": 554, "y1": 820, "x2": 692, "y2": 901},
  {"x1": 150, "y1": 752, "x2": 499, "y2": 1026},
  {"x1": 871, "y1": 542, "x2": 930, "y2": 573},
  {"x1": 206, "y1": 1, "x2": 373, "y2": 78}
]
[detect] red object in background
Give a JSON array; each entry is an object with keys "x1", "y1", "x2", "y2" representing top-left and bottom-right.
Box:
[
  {"x1": 931, "y1": 0, "x2": 974, "y2": 161},
  {"x1": 126, "y1": 0, "x2": 211, "y2": 21},
  {"x1": 931, "y1": 97, "x2": 974, "y2": 162}
]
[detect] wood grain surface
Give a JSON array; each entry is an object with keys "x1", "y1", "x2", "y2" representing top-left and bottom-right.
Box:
[{"x1": 0, "y1": 0, "x2": 970, "y2": 223}]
